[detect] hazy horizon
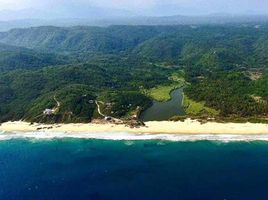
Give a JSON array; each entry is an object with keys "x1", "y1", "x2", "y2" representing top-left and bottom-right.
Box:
[{"x1": 0, "y1": 0, "x2": 267, "y2": 20}]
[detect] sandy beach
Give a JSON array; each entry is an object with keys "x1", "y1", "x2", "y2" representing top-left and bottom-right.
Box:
[{"x1": 1, "y1": 119, "x2": 268, "y2": 135}]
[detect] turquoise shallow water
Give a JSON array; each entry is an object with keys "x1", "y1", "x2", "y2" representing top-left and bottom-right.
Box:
[{"x1": 1, "y1": 138, "x2": 268, "y2": 199}]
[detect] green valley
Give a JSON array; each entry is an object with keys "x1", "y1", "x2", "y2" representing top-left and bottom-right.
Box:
[{"x1": 0, "y1": 25, "x2": 267, "y2": 123}]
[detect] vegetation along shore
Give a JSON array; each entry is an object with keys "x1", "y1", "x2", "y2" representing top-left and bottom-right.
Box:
[{"x1": 0, "y1": 25, "x2": 267, "y2": 125}]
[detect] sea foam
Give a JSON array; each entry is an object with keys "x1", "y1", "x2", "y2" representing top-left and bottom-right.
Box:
[{"x1": 1, "y1": 130, "x2": 268, "y2": 142}]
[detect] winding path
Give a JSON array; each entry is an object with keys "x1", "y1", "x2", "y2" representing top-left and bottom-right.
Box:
[
  {"x1": 95, "y1": 101, "x2": 123, "y2": 123},
  {"x1": 53, "y1": 95, "x2": 61, "y2": 113},
  {"x1": 95, "y1": 101, "x2": 105, "y2": 117},
  {"x1": 54, "y1": 96, "x2": 60, "y2": 107}
]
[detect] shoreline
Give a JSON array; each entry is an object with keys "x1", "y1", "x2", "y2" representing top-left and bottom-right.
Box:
[{"x1": 1, "y1": 119, "x2": 268, "y2": 135}]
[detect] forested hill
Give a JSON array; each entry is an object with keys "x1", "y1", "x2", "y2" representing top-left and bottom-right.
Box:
[
  {"x1": 1, "y1": 25, "x2": 268, "y2": 68},
  {"x1": 0, "y1": 25, "x2": 268, "y2": 123},
  {"x1": 0, "y1": 26, "x2": 180, "y2": 53},
  {"x1": 0, "y1": 43, "x2": 67, "y2": 72}
]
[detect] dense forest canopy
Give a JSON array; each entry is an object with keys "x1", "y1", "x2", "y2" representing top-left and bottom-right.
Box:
[
  {"x1": 0, "y1": 43, "x2": 67, "y2": 72},
  {"x1": 0, "y1": 24, "x2": 267, "y2": 123}
]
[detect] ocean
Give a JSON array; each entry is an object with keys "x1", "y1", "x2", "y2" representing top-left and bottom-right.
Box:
[{"x1": 1, "y1": 136, "x2": 268, "y2": 199}]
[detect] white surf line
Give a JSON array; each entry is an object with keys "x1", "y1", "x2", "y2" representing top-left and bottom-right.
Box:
[{"x1": 2, "y1": 131, "x2": 268, "y2": 142}]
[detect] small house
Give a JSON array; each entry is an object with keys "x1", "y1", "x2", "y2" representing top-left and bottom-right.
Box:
[
  {"x1": 106, "y1": 103, "x2": 112, "y2": 106},
  {"x1": 105, "y1": 116, "x2": 112, "y2": 121},
  {"x1": 43, "y1": 109, "x2": 53, "y2": 115}
]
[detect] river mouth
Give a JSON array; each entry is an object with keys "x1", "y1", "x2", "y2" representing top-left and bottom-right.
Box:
[{"x1": 140, "y1": 88, "x2": 185, "y2": 121}]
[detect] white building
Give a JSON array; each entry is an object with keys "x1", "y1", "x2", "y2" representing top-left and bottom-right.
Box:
[{"x1": 43, "y1": 109, "x2": 53, "y2": 115}]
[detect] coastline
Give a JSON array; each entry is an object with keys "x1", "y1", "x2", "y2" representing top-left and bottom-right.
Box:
[{"x1": 1, "y1": 119, "x2": 268, "y2": 135}]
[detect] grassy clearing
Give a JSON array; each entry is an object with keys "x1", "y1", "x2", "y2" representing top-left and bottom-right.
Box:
[
  {"x1": 169, "y1": 71, "x2": 185, "y2": 82},
  {"x1": 144, "y1": 71, "x2": 186, "y2": 102},
  {"x1": 146, "y1": 84, "x2": 179, "y2": 102},
  {"x1": 183, "y1": 95, "x2": 219, "y2": 116}
]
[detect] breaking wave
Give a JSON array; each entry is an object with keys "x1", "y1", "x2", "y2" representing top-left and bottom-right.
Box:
[{"x1": 1, "y1": 131, "x2": 268, "y2": 142}]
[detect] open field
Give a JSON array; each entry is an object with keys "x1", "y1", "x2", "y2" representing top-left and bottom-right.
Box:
[{"x1": 182, "y1": 95, "x2": 219, "y2": 116}]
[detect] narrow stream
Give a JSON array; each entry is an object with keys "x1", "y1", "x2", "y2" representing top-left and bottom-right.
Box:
[{"x1": 140, "y1": 88, "x2": 185, "y2": 121}]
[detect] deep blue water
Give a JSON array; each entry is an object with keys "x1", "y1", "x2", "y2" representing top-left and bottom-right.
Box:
[{"x1": 1, "y1": 139, "x2": 268, "y2": 199}]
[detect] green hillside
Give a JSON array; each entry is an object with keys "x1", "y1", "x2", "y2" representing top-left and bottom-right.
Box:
[
  {"x1": 0, "y1": 25, "x2": 267, "y2": 123},
  {"x1": 0, "y1": 26, "x2": 180, "y2": 53},
  {"x1": 0, "y1": 43, "x2": 66, "y2": 71}
]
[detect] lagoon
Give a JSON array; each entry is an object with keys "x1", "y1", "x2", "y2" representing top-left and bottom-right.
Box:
[{"x1": 140, "y1": 88, "x2": 185, "y2": 121}]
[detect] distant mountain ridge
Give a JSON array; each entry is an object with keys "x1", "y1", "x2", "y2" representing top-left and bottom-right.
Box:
[
  {"x1": 1, "y1": 25, "x2": 268, "y2": 67},
  {"x1": 1, "y1": 14, "x2": 268, "y2": 32},
  {"x1": 0, "y1": 26, "x2": 180, "y2": 53}
]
